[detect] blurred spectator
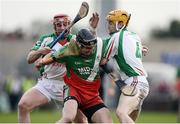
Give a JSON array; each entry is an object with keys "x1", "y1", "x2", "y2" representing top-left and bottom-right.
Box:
[
  {"x1": 5, "y1": 75, "x2": 22, "y2": 111},
  {"x1": 158, "y1": 81, "x2": 170, "y2": 93},
  {"x1": 6, "y1": 28, "x2": 24, "y2": 41},
  {"x1": 0, "y1": 72, "x2": 10, "y2": 113},
  {"x1": 21, "y1": 76, "x2": 35, "y2": 93},
  {"x1": 0, "y1": 28, "x2": 24, "y2": 41},
  {"x1": 176, "y1": 67, "x2": 180, "y2": 94},
  {"x1": 176, "y1": 67, "x2": 180, "y2": 122}
]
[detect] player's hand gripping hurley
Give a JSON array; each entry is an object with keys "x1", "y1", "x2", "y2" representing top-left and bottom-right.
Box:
[{"x1": 50, "y1": 2, "x2": 89, "y2": 48}]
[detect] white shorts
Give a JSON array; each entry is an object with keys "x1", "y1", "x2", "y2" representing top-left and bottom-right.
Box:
[
  {"x1": 125, "y1": 76, "x2": 149, "y2": 99},
  {"x1": 33, "y1": 78, "x2": 65, "y2": 102},
  {"x1": 119, "y1": 76, "x2": 149, "y2": 114}
]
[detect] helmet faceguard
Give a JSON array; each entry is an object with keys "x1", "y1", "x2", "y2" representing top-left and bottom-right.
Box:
[
  {"x1": 76, "y1": 29, "x2": 97, "y2": 48},
  {"x1": 53, "y1": 14, "x2": 71, "y2": 36},
  {"x1": 76, "y1": 29, "x2": 97, "y2": 56}
]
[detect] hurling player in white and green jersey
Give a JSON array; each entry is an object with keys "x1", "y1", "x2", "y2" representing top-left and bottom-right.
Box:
[
  {"x1": 100, "y1": 10, "x2": 149, "y2": 124},
  {"x1": 18, "y1": 14, "x2": 87, "y2": 123},
  {"x1": 88, "y1": 10, "x2": 149, "y2": 123}
]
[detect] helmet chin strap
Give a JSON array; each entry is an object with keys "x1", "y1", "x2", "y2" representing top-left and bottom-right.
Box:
[
  {"x1": 115, "y1": 22, "x2": 120, "y2": 31},
  {"x1": 115, "y1": 22, "x2": 126, "y2": 31},
  {"x1": 109, "y1": 22, "x2": 125, "y2": 35}
]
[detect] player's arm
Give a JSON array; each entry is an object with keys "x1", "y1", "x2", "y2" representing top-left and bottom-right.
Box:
[
  {"x1": 140, "y1": 38, "x2": 149, "y2": 56},
  {"x1": 27, "y1": 35, "x2": 52, "y2": 64},
  {"x1": 27, "y1": 47, "x2": 52, "y2": 64},
  {"x1": 100, "y1": 63, "x2": 126, "y2": 89},
  {"x1": 34, "y1": 53, "x2": 54, "y2": 68},
  {"x1": 35, "y1": 41, "x2": 78, "y2": 68},
  {"x1": 35, "y1": 45, "x2": 67, "y2": 68},
  {"x1": 142, "y1": 45, "x2": 148, "y2": 56},
  {"x1": 89, "y1": 12, "x2": 99, "y2": 35}
]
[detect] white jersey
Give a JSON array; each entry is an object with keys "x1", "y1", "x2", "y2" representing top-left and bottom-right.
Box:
[
  {"x1": 31, "y1": 33, "x2": 75, "y2": 102},
  {"x1": 32, "y1": 33, "x2": 75, "y2": 80},
  {"x1": 106, "y1": 29, "x2": 147, "y2": 80},
  {"x1": 104, "y1": 30, "x2": 149, "y2": 113},
  {"x1": 42, "y1": 42, "x2": 66, "y2": 79}
]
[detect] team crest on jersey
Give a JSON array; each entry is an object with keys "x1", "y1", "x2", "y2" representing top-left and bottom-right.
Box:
[{"x1": 36, "y1": 40, "x2": 41, "y2": 46}]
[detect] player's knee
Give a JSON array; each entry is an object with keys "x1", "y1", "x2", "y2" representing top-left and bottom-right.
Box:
[
  {"x1": 18, "y1": 100, "x2": 31, "y2": 112},
  {"x1": 74, "y1": 116, "x2": 87, "y2": 123},
  {"x1": 62, "y1": 115, "x2": 76, "y2": 123},
  {"x1": 116, "y1": 108, "x2": 126, "y2": 118},
  {"x1": 100, "y1": 114, "x2": 113, "y2": 123}
]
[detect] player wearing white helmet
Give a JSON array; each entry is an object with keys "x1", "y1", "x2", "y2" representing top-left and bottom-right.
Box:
[{"x1": 18, "y1": 14, "x2": 87, "y2": 123}]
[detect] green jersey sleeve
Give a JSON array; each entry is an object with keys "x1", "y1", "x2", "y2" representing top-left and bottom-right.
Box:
[
  {"x1": 31, "y1": 33, "x2": 56, "y2": 51},
  {"x1": 67, "y1": 34, "x2": 76, "y2": 41},
  {"x1": 31, "y1": 36, "x2": 44, "y2": 51},
  {"x1": 51, "y1": 40, "x2": 80, "y2": 63}
]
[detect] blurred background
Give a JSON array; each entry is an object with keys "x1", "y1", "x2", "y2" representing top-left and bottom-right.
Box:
[{"x1": 0, "y1": 0, "x2": 180, "y2": 123}]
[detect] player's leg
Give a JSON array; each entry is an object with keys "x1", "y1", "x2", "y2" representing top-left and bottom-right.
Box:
[
  {"x1": 90, "y1": 104, "x2": 112, "y2": 123},
  {"x1": 83, "y1": 96, "x2": 113, "y2": 123},
  {"x1": 57, "y1": 84, "x2": 80, "y2": 123},
  {"x1": 129, "y1": 109, "x2": 140, "y2": 121},
  {"x1": 18, "y1": 88, "x2": 49, "y2": 123},
  {"x1": 55, "y1": 98, "x2": 87, "y2": 123},
  {"x1": 116, "y1": 94, "x2": 138, "y2": 123},
  {"x1": 74, "y1": 109, "x2": 88, "y2": 123},
  {"x1": 116, "y1": 86, "x2": 140, "y2": 124},
  {"x1": 129, "y1": 87, "x2": 148, "y2": 121},
  {"x1": 58, "y1": 99, "x2": 78, "y2": 123},
  {"x1": 49, "y1": 80, "x2": 87, "y2": 123}
]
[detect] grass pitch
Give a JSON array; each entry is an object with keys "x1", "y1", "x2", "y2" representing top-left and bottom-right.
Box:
[{"x1": 0, "y1": 110, "x2": 177, "y2": 123}]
